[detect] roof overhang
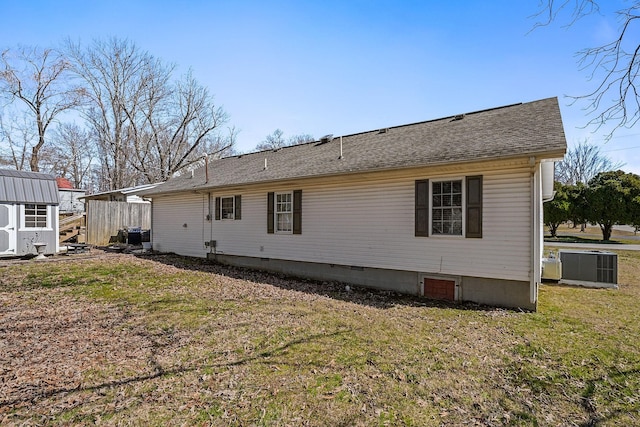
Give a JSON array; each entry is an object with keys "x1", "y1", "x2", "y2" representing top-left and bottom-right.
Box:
[{"x1": 145, "y1": 151, "x2": 566, "y2": 198}]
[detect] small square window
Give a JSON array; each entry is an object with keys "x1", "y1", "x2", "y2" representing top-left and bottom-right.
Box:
[{"x1": 24, "y1": 204, "x2": 48, "y2": 228}]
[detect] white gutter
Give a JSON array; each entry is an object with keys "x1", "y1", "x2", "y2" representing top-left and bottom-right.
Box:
[{"x1": 541, "y1": 161, "x2": 557, "y2": 202}]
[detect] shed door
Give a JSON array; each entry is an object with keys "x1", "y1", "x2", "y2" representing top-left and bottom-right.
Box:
[{"x1": 0, "y1": 204, "x2": 16, "y2": 255}]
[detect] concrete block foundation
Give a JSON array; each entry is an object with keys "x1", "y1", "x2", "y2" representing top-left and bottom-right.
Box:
[{"x1": 208, "y1": 253, "x2": 535, "y2": 311}]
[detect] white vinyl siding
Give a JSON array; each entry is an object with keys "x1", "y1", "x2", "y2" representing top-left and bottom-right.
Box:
[
  {"x1": 152, "y1": 166, "x2": 532, "y2": 282},
  {"x1": 152, "y1": 192, "x2": 209, "y2": 258}
]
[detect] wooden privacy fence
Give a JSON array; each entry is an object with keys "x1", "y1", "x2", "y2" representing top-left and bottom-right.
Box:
[{"x1": 86, "y1": 200, "x2": 151, "y2": 246}]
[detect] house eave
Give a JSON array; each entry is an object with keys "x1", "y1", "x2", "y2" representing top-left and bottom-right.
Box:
[{"x1": 145, "y1": 149, "x2": 566, "y2": 198}]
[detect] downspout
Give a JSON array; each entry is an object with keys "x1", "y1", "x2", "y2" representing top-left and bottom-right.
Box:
[
  {"x1": 204, "y1": 154, "x2": 209, "y2": 184},
  {"x1": 529, "y1": 157, "x2": 542, "y2": 308},
  {"x1": 204, "y1": 155, "x2": 215, "y2": 259},
  {"x1": 207, "y1": 192, "x2": 214, "y2": 257},
  {"x1": 150, "y1": 198, "x2": 153, "y2": 251}
]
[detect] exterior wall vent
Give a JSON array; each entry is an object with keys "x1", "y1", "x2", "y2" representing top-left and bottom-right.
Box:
[{"x1": 420, "y1": 274, "x2": 460, "y2": 301}]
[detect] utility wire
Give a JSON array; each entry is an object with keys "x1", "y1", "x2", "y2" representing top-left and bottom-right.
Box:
[{"x1": 602, "y1": 145, "x2": 640, "y2": 153}]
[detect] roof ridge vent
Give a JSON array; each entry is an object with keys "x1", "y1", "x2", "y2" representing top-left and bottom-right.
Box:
[
  {"x1": 320, "y1": 134, "x2": 334, "y2": 143},
  {"x1": 378, "y1": 128, "x2": 389, "y2": 134}
]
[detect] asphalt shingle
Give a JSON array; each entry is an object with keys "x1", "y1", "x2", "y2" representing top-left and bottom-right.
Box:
[{"x1": 144, "y1": 97, "x2": 567, "y2": 195}]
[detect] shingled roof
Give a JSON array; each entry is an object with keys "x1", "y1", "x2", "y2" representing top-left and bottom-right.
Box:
[{"x1": 145, "y1": 97, "x2": 566, "y2": 196}]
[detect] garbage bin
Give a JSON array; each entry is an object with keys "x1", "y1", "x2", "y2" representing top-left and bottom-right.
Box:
[{"x1": 127, "y1": 227, "x2": 142, "y2": 245}]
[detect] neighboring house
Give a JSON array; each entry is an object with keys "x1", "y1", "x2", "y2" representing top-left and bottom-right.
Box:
[
  {"x1": 142, "y1": 97, "x2": 567, "y2": 310},
  {"x1": 0, "y1": 169, "x2": 60, "y2": 257},
  {"x1": 57, "y1": 177, "x2": 86, "y2": 214}
]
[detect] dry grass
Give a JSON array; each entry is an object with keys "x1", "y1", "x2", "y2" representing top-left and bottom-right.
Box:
[{"x1": 0, "y1": 250, "x2": 638, "y2": 426}]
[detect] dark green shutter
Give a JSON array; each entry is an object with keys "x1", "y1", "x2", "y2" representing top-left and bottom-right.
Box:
[
  {"x1": 267, "y1": 192, "x2": 274, "y2": 233},
  {"x1": 293, "y1": 190, "x2": 302, "y2": 234},
  {"x1": 234, "y1": 195, "x2": 242, "y2": 220},
  {"x1": 415, "y1": 180, "x2": 429, "y2": 237},
  {"x1": 215, "y1": 197, "x2": 221, "y2": 220},
  {"x1": 466, "y1": 175, "x2": 482, "y2": 238}
]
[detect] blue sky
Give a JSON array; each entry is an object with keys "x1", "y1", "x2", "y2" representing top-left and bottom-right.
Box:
[{"x1": 1, "y1": 0, "x2": 639, "y2": 174}]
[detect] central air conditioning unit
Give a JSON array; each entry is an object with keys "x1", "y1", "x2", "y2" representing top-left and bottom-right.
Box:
[{"x1": 559, "y1": 250, "x2": 617, "y2": 284}]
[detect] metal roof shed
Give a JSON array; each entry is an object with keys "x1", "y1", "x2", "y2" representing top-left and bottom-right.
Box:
[{"x1": 0, "y1": 169, "x2": 60, "y2": 257}]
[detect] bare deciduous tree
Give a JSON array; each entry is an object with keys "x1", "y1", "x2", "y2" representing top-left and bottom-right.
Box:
[
  {"x1": 67, "y1": 37, "x2": 233, "y2": 188},
  {"x1": 39, "y1": 123, "x2": 95, "y2": 188},
  {"x1": 129, "y1": 70, "x2": 232, "y2": 182},
  {"x1": 533, "y1": 1, "x2": 640, "y2": 138},
  {"x1": 255, "y1": 129, "x2": 285, "y2": 151},
  {"x1": 555, "y1": 140, "x2": 624, "y2": 185},
  {"x1": 0, "y1": 46, "x2": 81, "y2": 171},
  {"x1": 0, "y1": 112, "x2": 37, "y2": 170},
  {"x1": 255, "y1": 129, "x2": 314, "y2": 151},
  {"x1": 66, "y1": 37, "x2": 157, "y2": 189},
  {"x1": 287, "y1": 133, "x2": 315, "y2": 146}
]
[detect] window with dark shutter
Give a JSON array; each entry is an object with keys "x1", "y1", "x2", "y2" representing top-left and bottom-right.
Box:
[
  {"x1": 234, "y1": 195, "x2": 242, "y2": 220},
  {"x1": 267, "y1": 192, "x2": 274, "y2": 233},
  {"x1": 432, "y1": 180, "x2": 463, "y2": 235},
  {"x1": 293, "y1": 190, "x2": 302, "y2": 234},
  {"x1": 220, "y1": 197, "x2": 234, "y2": 219},
  {"x1": 465, "y1": 175, "x2": 483, "y2": 238},
  {"x1": 215, "y1": 197, "x2": 221, "y2": 221},
  {"x1": 415, "y1": 179, "x2": 429, "y2": 237},
  {"x1": 267, "y1": 190, "x2": 302, "y2": 234}
]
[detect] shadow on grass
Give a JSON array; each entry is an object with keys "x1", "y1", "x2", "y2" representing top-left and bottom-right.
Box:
[
  {"x1": 134, "y1": 252, "x2": 521, "y2": 313},
  {"x1": 0, "y1": 327, "x2": 351, "y2": 410},
  {"x1": 544, "y1": 235, "x2": 622, "y2": 245}
]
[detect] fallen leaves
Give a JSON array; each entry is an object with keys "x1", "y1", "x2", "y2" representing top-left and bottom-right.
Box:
[{"x1": 0, "y1": 250, "x2": 638, "y2": 425}]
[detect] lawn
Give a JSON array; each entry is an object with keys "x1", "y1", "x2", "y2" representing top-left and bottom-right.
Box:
[
  {"x1": 1, "y1": 250, "x2": 638, "y2": 426},
  {"x1": 545, "y1": 224, "x2": 640, "y2": 244}
]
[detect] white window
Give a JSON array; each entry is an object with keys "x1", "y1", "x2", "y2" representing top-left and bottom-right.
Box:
[
  {"x1": 275, "y1": 192, "x2": 293, "y2": 233},
  {"x1": 24, "y1": 204, "x2": 48, "y2": 228},
  {"x1": 432, "y1": 180, "x2": 463, "y2": 236},
  {"x1": 221, "y1": 196, "x2": 234, "y2": 219}
]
